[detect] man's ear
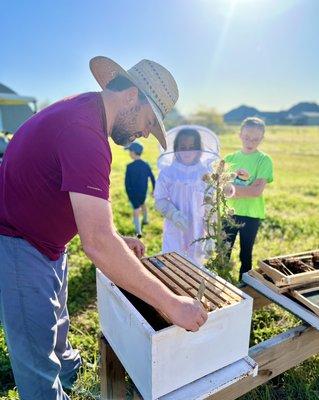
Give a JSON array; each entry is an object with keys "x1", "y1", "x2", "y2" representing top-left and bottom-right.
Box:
[{"x1": 124, "y1": 86, "x2": 139, "y2": 107}]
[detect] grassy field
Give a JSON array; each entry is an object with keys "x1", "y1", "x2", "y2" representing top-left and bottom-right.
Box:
[{"x1": 0, "y1": 126, "x2": 319, "y2": 399}]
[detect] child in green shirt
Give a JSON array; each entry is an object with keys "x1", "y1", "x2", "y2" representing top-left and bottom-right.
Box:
[{"x1": 225, "y1": 117, "x2": 273, "y2": 280}]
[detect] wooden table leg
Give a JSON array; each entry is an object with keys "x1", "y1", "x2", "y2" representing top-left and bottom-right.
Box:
[{"x1": 100, "y1": 335, "x2": 126, "y2": 400}]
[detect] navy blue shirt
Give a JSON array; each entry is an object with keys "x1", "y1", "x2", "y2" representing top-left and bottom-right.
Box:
[{"x1": 125, "y1": 159, "x2": 155, "y2": 208}]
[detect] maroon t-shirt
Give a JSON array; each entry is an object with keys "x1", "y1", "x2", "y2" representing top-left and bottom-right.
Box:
[{"x1": 0, "y1": 92, "x2": 112, "y2": 260}]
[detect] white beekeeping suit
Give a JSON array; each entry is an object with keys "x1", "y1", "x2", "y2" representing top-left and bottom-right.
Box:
[{"x1": 154, "y1": 125, "x2": 220, "y2": 265}]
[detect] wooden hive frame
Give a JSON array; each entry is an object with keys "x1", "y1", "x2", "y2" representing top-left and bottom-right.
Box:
[
  {"x1": 290, "y1": 286, "x2": 319, "y2": 316},
  {"x1": 141, "y1": 252, "x2": 243, "y2": 314},
  {"x1": 258, "y1": 249, "x2": 319, "y2": 287}
]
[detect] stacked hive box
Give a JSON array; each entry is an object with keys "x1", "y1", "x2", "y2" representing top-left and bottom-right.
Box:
[{"x1": 97, "y1": 252, "x2": 253, "y2": 400}]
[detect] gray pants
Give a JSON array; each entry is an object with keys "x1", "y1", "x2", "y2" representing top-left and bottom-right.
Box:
[{"x1": 0, "y1": 235, "x2": 82, "y2": 400}]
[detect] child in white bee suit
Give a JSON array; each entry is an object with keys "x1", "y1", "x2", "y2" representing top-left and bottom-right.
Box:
[{"x1": 154, "y1": 125, "x2": 220, "y2": 265}]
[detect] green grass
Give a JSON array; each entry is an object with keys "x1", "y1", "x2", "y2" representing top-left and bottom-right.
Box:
[{"x1": 1, "y1": 126, "x2": 319, "y2": 399}]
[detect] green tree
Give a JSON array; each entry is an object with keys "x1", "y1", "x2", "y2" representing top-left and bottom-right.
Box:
[{"x1": 187, "y1": 107, "x2": 226, "y2": 134}]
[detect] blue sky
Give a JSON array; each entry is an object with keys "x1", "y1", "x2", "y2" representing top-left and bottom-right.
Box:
[{"x1": 1, "y1": 0, "x2": 319, "y2": 114}]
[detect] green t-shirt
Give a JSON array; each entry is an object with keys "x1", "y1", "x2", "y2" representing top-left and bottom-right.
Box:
[{"x1": 225, "y1": 150, "x2": 273, "y2": 219}]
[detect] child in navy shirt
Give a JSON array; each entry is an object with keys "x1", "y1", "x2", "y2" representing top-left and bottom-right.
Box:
[{"x1": 125, "y1": 142, "x2": 155, "y2": 238}]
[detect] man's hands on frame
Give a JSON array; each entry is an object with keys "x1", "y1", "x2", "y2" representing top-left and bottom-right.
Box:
[{"x1": 69, "y1": 192, "x2": 208, "y2": 332}]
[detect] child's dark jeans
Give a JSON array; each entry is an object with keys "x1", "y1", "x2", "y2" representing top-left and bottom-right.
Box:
[{"x1": 224, "y1": 215, "x2": 260, "y2": 280}]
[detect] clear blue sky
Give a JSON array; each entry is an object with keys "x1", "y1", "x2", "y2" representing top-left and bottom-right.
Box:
[{"x1": 1, "y1": 0, "x2": 319, "y2": 114}]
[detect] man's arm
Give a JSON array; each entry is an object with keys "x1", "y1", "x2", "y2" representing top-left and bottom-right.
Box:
[
  {"x1": 69, "y1": 192, "x2": 207, "y2": 332},
  {"x1": 234, "y1": 178, "x2": 267, "y2": 198}
]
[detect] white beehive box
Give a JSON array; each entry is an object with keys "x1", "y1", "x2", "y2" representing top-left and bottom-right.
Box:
[{"x1": 97, "y1": 253, "x2": 253, "y2": 400}]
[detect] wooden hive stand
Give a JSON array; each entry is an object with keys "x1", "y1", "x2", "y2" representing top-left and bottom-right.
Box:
[{"x1": 99, "y1": 283, "x2": 319, "y2": 400}]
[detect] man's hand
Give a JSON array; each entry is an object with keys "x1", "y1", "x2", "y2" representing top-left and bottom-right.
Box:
[
  {"x1": 122, "y1": 236, "x2": 145, "y2": 259},
  {"x1": 164, "y1": 296, "x2": 208, "y2": 332}
]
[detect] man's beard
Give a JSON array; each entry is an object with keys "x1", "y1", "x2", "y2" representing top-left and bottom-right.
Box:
[
  {"x1": 111, "y1": 106, "x2": 142, "y2": 147},
  {"x1": 111, "y1": 127, "x2": 133, "y2": 147}
]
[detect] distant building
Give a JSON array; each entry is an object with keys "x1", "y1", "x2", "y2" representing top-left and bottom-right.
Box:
[
  {"x1": 0, "y1": 83, "x2": 37, "y2": 134},
  {"x1": 224, "y1": 105, "x2": 259, "y2": 125},
  {"x1": 287, "y1": 112, "x2": 319, "y2": 126},
  {"x1": 224, "y1": 102, "x2": 319, "y2": 126}
]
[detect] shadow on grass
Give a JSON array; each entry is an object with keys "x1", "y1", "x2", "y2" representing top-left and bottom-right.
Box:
[
  {"x1": 67, "y1": 262, "x2": 97, "y2": 317},
  {"x1": 0, "y1": 341, "x2": 15, "y2": 395}
]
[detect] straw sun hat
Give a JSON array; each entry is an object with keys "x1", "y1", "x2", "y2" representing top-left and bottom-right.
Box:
[{"x1": 90, "y1": 56, "x2": 179, "y2": 149}]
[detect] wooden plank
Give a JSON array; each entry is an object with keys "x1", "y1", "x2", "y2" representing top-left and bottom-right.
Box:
[
  {"x1": 247, "y1": 269, "x2": 314, "y2": 294},
  {"x1": 259, "y1": 259, "x2": 319, "y2": 287},
  {"x1": 144, "y1": 258, "x2": 216, "y2": 308},
  {"x1": 100, "y1": 324, "x2": 319, "y2": 400},
  {"x1": 243, "y1": 273, "x2": 319, "y2": 330},
  {"x1": 259, "y1": 249, "x2": 319, "y2": 287},
  {"x1": 208, "y1": 324, "x2": 319, "y2": 400},
  {"x1": 99, "y1": 335, "x2": 126, "y2": 400},
  {"x1": 170, "y1": 252, "x2": 243, "y2": 301},
  {"x1": 258, "y1": 260, "x2": 288, "y2": 286},
  {"x1": 163, "y1": 254, "x2": 237, "y2": 305},
  {"x1": 267, "y1": 249, "x2": 319, "y2": 260},
  {"x1": 291, "y1": 287, "x2": 319, "y2": 316},
  {"x1": 142, "y1": 259, "x2": 190, "y2": 297},
  {"x1": 156, "y1": 255, "x2": 228, "y2": 308},
  {"x1": 248, "y1": 269, "x2": 288, "y2": 294},
  {"x1": 239, "y1": 284, "x2": 272, "y2": 311},
  {"x1": 159, "y1": 357, "x2": 258, "y2": 400}
]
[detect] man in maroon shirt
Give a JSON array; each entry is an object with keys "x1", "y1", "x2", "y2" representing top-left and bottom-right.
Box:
[{"x1": 0, "y1": 56, "x2": 207, "y2": 400}]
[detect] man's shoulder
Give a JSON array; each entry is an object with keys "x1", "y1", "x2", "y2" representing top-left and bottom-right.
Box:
[
  {"x1": 39, "y1": 92, "x2": 96, "y2": 114},
  {"x1": 42, "y1": 92, "x2": 103, "y2": 129}
]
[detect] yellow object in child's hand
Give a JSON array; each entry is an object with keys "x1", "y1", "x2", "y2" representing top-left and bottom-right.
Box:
[{"x1": 236, "y1": 169, "x2": 250, "y2": 181}]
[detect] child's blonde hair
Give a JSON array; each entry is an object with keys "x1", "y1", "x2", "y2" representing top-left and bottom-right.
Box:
[{"x1": 240, "y1": 117, "x2": 265, "y2": 135}]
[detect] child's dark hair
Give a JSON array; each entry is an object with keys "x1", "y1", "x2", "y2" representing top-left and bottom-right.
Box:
[
  {"x1": 173, "y1": 128, "x2": 202, "y2": 152},
  {"x1": 106, "y1": 75, "x2": 147, "y2": 104},
  {"x1": 240, "y1": 117, "x2": 265, "y2": 135}
]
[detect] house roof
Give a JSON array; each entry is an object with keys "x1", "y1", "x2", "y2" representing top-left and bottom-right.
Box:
[
  {"x1": 0, "y1": 93, "x2": 36, "y2": 105},
  {"x1": 300, "y1": 111, "x2": 319, "y2": 118}
]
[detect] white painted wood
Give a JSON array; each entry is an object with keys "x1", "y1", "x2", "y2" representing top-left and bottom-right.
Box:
[
  {"x1": 243, "y1": 272, "x2": 319, "y2": 330},
  {"x1": 152, "y1": 300, "x2": 252, "y2": 398},
  {"x1": 97, "y1": 258, "x2": 253, "y2": 400},
  {"x1": 97, "y1": 271, "x2": 154, "y2": 397},
  {"x1": 158, "y1": 357, "x2": 258, "y2": 400}
]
